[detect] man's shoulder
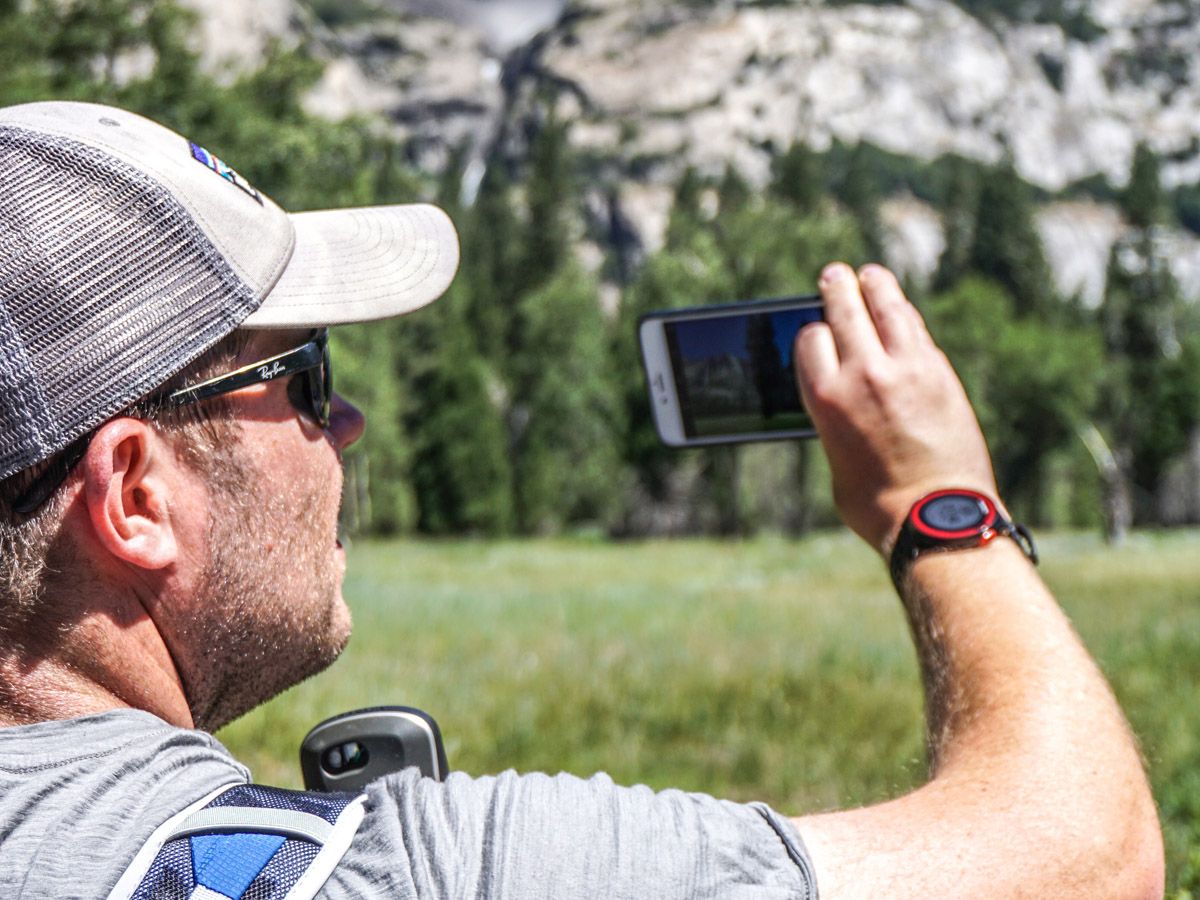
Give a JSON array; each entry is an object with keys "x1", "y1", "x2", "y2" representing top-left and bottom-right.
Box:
[
  {"x1": 0, "y1": 709, "x2": 250, "y2": 897},
  {"x1": 0, "y1": 707, "x2": 249, "y2": 785}
]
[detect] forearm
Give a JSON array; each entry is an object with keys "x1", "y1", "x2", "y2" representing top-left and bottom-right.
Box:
[
  {"x1": 901, "y1": 540, "x2": 1125, "y2": 774},
  {"x1": 797, "y1": 540, "x2": 1163, "y2": 898}
]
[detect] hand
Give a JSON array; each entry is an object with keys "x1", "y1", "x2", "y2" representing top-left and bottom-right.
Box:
[{"x1": 794, "y1": 263, "x2": 999, "y2": 555}]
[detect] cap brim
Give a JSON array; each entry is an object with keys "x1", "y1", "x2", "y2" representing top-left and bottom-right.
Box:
[{"x1": 241, "y1": 203, "x2": 459, "y2": 328}]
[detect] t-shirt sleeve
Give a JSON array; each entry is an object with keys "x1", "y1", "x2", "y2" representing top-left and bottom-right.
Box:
[{"x1": 324, "y1": 769, "x2": 817, "y2": 899}]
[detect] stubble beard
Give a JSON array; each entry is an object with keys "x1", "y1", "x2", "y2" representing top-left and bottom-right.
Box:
[{"x1": 182, "y1": 445, "x2": 352, "y2": 733}]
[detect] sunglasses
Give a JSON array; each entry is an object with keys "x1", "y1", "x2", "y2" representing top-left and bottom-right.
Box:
[
  {"x1": 10, "y1": 330, "x2": 332, "y2": 516},
  {"x1": 164, "y1": 329, "x2": 332, "y2": 428}
]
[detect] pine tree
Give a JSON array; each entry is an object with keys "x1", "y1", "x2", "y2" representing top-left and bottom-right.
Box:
[
  {"x1": 1098, "y1": 142, "x2": 1200, "y2": 527},
  {"x1": 968, "y1": 161, "x2": 1055, "y2": 316},
  {"x1": 717, "y1": 163, "x2": 751, "y2": 217},
  {"x1": 506, "y1": 112, "x2": 577, "y2": 393},
  {"x1": 932, "y1": 155, "x2": 983, "y2": 291},
  {"x1": 771, "y1": 141, "x2": 824, "y2": 214},
  {"x1": 435, "y1": 139, "x2": 470, "y2": 223},
  {"x1": 517, "y1": 112, "x2": 573, "y2": 299},
  {"x1": 1101, "y1": 229, "x2": 1200, "y2": 525},
  {"x1": 511, "y1": 264, "x2": 621, "y2": 533},
  {"x1": 665, "y1": 166, "x2": 706, "y2": 253},
  {"x1": 839, "y1": 142, "x2": 885, "y2": 261},
  {"x1": 461, "y1": 165, "x2": 523, "y2": 366},
  {"x1": 924, "y1": 277, "x2": 1102, "y2": 525},
  {"x1": 615, "y1": 246, "x2": 724, "y2": 508},
  {"x1": 407, "y1": 292, "x2": 515, "y2": 535},
  {"x1": 333, "y1": 320, "x2": 417, "y2": 534},
  {"x1": 1121, "y1": 142, "x2": 1165, "y2": 231}
]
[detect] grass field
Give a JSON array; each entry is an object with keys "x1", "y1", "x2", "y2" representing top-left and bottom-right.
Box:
[{"x1": 219, "y1": 530, "x2": 1200, "y2": 894}]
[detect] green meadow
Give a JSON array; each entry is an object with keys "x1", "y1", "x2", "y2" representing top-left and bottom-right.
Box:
[{"x1": 220, "y1": 530, "x2": 1200, "y2": 894}]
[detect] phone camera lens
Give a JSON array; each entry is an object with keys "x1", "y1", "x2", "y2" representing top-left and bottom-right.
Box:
[{"x1": 322, "y1": 741, "x2": 369, "y2": 774}]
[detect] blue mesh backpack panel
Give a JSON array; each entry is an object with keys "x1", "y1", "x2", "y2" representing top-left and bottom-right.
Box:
[{"x1": 108, "y1": 784, "x2": 367, "y2": 900}]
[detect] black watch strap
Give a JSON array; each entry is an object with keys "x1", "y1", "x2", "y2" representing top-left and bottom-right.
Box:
[{"x1": 889, "y1": 489, "x2": 1038, "y2": 588}]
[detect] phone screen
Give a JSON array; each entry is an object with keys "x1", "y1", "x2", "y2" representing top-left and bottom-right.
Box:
[{"x1": 663, "y1": 305, "x2": 823, "y2": 439}]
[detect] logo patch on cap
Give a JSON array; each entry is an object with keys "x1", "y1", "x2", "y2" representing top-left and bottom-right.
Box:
[{"x1": 189, "y1": 141, "x2": 262, "y2": 205}]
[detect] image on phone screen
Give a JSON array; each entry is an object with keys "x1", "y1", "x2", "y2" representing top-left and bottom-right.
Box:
[{"x1": 663, "y1": 305, "x2": 823, "y2": 440}]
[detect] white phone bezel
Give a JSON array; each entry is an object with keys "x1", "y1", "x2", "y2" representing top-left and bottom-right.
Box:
[
  {"x1": 639, "y1": 316, "x2": 689, "y2": 446},
  {"x1": 638, "y1": 297, "x2": 822, "y2": 448}
]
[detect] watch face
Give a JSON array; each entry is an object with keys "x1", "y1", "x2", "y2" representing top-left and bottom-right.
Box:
[{"x1": 914, "y1": 491, "x2": 995, "y2": 539}]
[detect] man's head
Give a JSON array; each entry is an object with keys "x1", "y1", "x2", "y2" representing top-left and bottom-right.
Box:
[{"x1": 0, "y1": 101, "x2": 459, "y2": 729}]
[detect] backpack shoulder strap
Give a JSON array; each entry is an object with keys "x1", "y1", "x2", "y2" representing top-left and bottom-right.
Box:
[{"x1": 109, "y1": 784, "x2": 367, "y2": 900}]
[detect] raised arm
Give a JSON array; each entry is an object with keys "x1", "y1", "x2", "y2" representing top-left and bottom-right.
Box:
[{"x1": 789, "y1": 264, "x2": 1163, "y2": 899}]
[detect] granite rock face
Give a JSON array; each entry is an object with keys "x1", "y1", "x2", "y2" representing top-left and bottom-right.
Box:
[
  {"x1": 530, "y1": 0, "x2": 1200, "y2": 190},
  {"x1": 180, "y1": 0, "x2": 1200, "y2": 300}
]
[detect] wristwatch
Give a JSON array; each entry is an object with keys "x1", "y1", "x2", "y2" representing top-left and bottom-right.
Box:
[{"x1": 889, "y1": 488, "x2": 1038, "y2": 587}]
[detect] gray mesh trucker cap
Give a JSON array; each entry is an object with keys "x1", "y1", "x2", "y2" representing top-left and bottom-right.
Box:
[{"x1": 0, "y1": 101, "x2": 460, "y2": 481}]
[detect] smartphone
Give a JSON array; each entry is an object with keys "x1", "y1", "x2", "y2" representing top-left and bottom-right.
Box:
[
  {"x1": 639, "y1": 295, "x2": 823, "y2": 447},
  {"x1": 300, "y1": 706, "x2": 449, "y2": 792}
]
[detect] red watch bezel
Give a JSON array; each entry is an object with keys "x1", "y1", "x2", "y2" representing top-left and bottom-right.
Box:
[{"x1": 908, "y1": 488, "x2": 998, "y2": 541}]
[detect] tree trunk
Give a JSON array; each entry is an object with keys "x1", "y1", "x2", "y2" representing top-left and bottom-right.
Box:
[
  {"x1": 790, "y1": 442, "x2": 815, "y2": 536},
  {"x1": 1102, "y1": 463, "x2": 1133, "y2": 544},
  {"x1": 707, "y1": 447, "x2": 742, "y2": 536},
  {"x1": 1078, "y1": 423, "x2": 1131, "y2": 543}
]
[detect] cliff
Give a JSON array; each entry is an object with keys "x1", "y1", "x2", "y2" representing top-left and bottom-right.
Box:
[{"x1": 179, "y1": 0, "x2": 1200, "y2": 303}]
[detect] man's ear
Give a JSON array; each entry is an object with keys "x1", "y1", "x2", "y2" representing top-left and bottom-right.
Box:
[{"x1": 80, "y1": 419, "x2": 178, "y2": 571}]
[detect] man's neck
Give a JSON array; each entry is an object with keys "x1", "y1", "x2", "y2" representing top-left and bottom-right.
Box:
[
  {"x1": 0, "y1": 606, "x2": 194, "y2": 730},
  {"x1": 0, "y1": 660, "x2": 126, "y2": 728}
]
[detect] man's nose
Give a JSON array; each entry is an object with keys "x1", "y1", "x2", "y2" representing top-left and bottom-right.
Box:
[{"x1": 328, "y1": 392, "x2": 365, "y2": 451}]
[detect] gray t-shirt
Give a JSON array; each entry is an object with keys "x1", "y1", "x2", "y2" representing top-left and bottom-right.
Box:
[{"x1": 0, "y1": 709, "x2": 817, "y2": 898}]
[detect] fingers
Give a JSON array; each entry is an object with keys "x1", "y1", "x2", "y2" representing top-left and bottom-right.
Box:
[
  {"x1": 794, "y1": 321, "x2": 838, "y2": 408},
  {"x1": 819, "y1": 262, "x2": 880, "y2": 360},
  {"x1": 799, "y1": 261, "x2": 931, "y2": 409},
  {"x1": 857, "y1": 264, "x2": 926, "y2": 353}
]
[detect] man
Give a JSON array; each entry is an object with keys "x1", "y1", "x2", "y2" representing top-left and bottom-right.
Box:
[{"x1": 0, "y1": 101, "x2": 1163, "y2": 898}]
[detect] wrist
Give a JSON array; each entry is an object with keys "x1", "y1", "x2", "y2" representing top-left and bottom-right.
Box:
[
  {"x1": 888, "y1": 488, "x2": 1037, "y2": 589},
  {"x1": 874, "y1": 477, "x2": 1004, "y2": 555}
]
